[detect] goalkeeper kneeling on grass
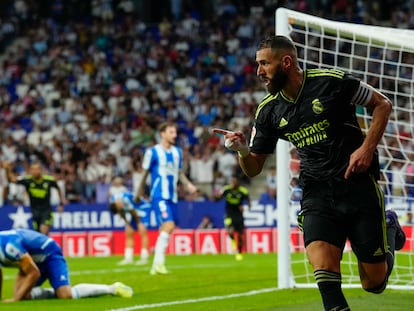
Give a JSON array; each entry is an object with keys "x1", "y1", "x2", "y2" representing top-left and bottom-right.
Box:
[
  {"x1": 213, "y1": 35, "x2": 406, "y2": 311},
  {"x1": 0, "y1": 229, "x2": 133, "y2": 302}
]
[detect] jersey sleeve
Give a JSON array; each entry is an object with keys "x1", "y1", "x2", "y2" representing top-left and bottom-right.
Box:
[
  {"x1": 351, "y1": 81, "x2": 374, "y2": 106},
  {"x1": 49, "y1": 179, "x2": 59, "y2": 189},
  {"x1": 249, "y1": 101, "x2": 279, "y2": 154},
  {"x1": 43, "y1": 175, "x2": 59, "y2": 188},
  {"x1": 241, "y1": 186, "x2": 250, "y2": 200},
  {"x1": 16, "y1": 178, "x2": 29, "y2": 187},
  {"x1": 220, "y1": 188, "x2": 229, "y2": 199},
  {"x1": 4, "y1": 238, "x2": 26, "y2": 262},
  {"x1": 338, "y1": 73, "x2": 361, "y2": 106}
]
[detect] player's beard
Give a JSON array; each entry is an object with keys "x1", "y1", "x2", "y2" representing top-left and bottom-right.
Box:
[
  {"x1": 166, "y1": 136, "x2": 176, "y2": 146},
  {"x1": 268, "y1": 65, "x2": 288, "y2": 95}
]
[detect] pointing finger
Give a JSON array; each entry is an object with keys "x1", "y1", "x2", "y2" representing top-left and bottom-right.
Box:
[
  {"x1": 344, "y1": 163, "x2": 354, "y2": 179},
  {"x1": 211, "y1": 128, "x2": 233, "y2": 136}
]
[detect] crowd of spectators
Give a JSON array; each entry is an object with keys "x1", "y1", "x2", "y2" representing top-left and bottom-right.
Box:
[{"x1": 0, "y1": 0, "x2": 413, "y2": 207}]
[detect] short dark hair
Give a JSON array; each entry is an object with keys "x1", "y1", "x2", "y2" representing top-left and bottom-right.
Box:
[
  {"x1": 108, "y1": 202, "x2": 118, "y2": 214},
  {"x1": 257, "y1": 35, "x2": 297, "y2": 57},
  {"x1": 158, "y1": 121, "x2": 177, "y2": 133},
  {"x1": 30, "y1": 161, "x2": 43, "y2": 168}
]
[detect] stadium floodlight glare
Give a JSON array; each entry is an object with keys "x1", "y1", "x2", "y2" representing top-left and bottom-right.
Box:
[{"x1": 275, "y1": 7, "x2": 414, "y2": 290}]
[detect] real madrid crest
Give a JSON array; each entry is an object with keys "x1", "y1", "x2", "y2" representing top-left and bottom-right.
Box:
[{"x1": 311, "y1": 99, "x2": 324, "y2": 114}]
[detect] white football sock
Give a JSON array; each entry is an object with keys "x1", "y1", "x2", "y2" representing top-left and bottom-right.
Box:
[
  {"x1": 141, "y1": 248, "x2": 149, "y2": 260},
  {"x1": 124, "y1": 247, "x2": 134, "y2": 261},
  {"x1": 152, "y1": 231, "x2": 170, "y2": 266},
  {"x1": 71, "y1": 283, "x2": 113, "y2": 299}
]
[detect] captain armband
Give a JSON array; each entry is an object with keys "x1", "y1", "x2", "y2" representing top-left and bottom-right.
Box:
[{"x1": 351, "y1": 81, "x2": 374, "y2": 106}]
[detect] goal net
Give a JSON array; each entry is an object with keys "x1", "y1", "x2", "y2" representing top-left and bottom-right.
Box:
[{"x1": 275, "y1": 8, "x2": 414, "y2": 290}]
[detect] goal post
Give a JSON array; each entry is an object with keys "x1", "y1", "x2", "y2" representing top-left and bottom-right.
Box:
[{"x1": 275, "y1": 8, "x2": 414, "y2": 290}]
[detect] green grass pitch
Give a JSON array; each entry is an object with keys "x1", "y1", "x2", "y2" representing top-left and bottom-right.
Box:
[{"x1": 2, "y1": 253, "x2": 413, "y2": 310}]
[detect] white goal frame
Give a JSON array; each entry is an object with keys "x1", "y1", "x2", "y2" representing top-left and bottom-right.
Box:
[{"x1": 275, "y1": 8, "x2": 414, "y2": 290}]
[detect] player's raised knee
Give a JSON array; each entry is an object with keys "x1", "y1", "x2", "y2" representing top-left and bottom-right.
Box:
[{"x1": 363, "y1": 279, "x2": 387, "y2": 294}]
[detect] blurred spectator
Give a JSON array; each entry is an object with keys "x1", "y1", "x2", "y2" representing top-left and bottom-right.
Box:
[
  {"x1": 0, "y1": 166, "x2": 7, "y2": 206},
  {"x1": 290, "y1": 177, "x2": 303, "y2": 202},
  {"x1": 131, "y1": 157, "x2": 149, "y2": 199},
  {"x1": 257, "y1": 165, "x2": 278, "y2": 203},
  {"x1": 258, "y1": 186, "x2": 277, "y2": 203},
  {"x1": 407, "y1": 209, "x2": 413, "y2": 224},
  {"x1": 108, "y1": 176, "x2": 128, "y2": 197},
  {"x1": 197, "y1": 215, "x2": 215, "y2": 229},
  {"x1": 265, "y1": 166, "x2": 277, "y2": 191},
  {"x1": 214, "y1": 146, "x2": 238, "y2": 183},
  {"x1": 390, "y1": 156, "x2": 406, "y2": 196},
  {"x1": 212, "y1": 171, "x2": 226, "y2": 198},
  {"x1": 192, "y1": 146, "x2": 215, "y2": 200},
  {"x1": 81, "y1": 158, "x2": 100, "y2": 203},
  {"x1": 406, "y1": 153, "x2": 414, "y2": 198},
  {"x1": 50, "y1": 168, "x2": 66, "y2": 206},
  {"x1": 289, "y1": 148, "x2": 300, "y2": 177},
  {"x1": 65, "y1": 172, "x2": 84, "y2": 204},
  {"x1": 186, "y1": 189, "x2": 209, "y2": 202},
  {"x1": 95, "y1": 175, "x2": 111, "y2": 204}
]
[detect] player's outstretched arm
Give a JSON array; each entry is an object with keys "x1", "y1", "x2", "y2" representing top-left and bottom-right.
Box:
[{"x1": 212, "y1": 128, "x2": 268, "y2": 177}]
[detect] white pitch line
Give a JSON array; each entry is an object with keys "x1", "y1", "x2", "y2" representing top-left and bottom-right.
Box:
[
  {"x1": 1, "y1": 262, "x2": 239, "y2": 280},
  {"x1": 106, "y1": 287, "x2": 279, "y2": 311},
  {"x1": 69, "y1": 262, "x2": 237, "y2": 275}
]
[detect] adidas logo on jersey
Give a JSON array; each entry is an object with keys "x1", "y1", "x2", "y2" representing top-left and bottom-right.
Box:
[
  {"x1": 373, "y1": 247, "x2": 384, "y2": 256},
  {"x1": 279, "y1": 117, "x2": 288, "y2": 128}
]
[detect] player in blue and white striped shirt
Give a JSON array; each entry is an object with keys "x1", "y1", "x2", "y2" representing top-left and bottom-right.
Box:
[
  {"x1": 136, "y1": 122, "x2": 197, "y2": 275},
  {"x1": 109, "y1": 191, "x2": 152, "y2": 265}
]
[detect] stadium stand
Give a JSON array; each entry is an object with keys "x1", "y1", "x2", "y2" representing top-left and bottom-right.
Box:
[{"x1": 0, "y1": 0, "x2": 413, "y2": 205}]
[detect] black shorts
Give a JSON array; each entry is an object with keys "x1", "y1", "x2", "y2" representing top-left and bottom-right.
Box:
[
  {"x1": 31, "y1": 209, "x2": 54, "y2": 231},
  {"x1": 298, "y1": 174, "x2": 387, "y2": 263},
  {"x1": 224, "y1": 214, "x2": 245, "y2": 233}
]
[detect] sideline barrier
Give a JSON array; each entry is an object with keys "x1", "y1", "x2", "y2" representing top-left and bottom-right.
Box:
[{"x1": 1, "y1": 200, "x2": 412, "y2": 257}]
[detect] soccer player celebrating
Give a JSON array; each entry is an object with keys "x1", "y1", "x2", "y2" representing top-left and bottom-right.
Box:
[
  {"x1": 0, "y1": 228, "x2": 133, "y2": 302},
  {"x1": 109, "y1": 191, "x2": 151, "y2": 265},
  {"x1": 213, "y1": 35, "x2": 406, "y2": 310},
  {"x1": 218, "y1": 176, "x2": 250, "y2": 260},
  {"x1": 136, "y1": 122, "x2": 197, "y2": 275},
  {"x1": 3, "y1": 161, "x2": 65, "y2": 235}
]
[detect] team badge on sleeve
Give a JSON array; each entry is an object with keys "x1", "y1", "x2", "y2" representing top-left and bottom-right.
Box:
[{"x1": 5, "y1": 243, "x2": 23, "y2": 260}]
